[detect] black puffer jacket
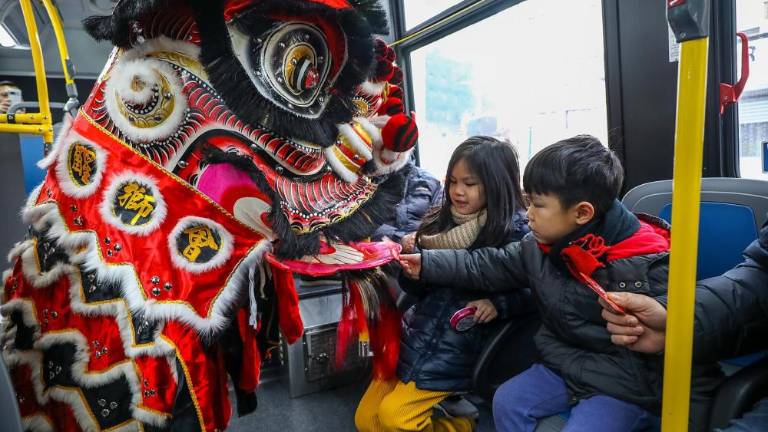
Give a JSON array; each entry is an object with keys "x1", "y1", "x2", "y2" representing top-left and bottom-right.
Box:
[
  {"x1": 691, "y1": 224, "x2": 768, "y2": 362},
  {"x1": 420, "y1": 202, "x2": 711, "y2": 413},
  {"x1": 373, "y1": 162, "x2": 443, "y2": 242},
  {"x1": 397, "y1": 211, "x2": 535, "y2": 392}
]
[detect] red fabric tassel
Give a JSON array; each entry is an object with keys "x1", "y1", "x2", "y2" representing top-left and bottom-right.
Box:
[
  {"x1": 335, "y1": 277, "x2": 401, "y2": 380},
  {"x1": 335, "y1": 282, "x2": 360, "y2": 370},
  {"x1": 269, "y1": 263, "x2": 304, "y2": 344},
  {"x1": 237, "y1": 310, "x2": 261, "y2": 392},
  {"x1": 369, "y1": 304, "x2": 401, "y2": 380}
]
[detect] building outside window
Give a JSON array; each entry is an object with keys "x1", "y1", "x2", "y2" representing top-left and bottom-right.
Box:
[{"x1": 405, "y1": 0, "x2": 608, "y2": 177}]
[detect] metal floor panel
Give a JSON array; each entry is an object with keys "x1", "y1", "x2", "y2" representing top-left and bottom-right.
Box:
[{"x1": 228, "y1": 379, "x2": 498, "y2": 431}]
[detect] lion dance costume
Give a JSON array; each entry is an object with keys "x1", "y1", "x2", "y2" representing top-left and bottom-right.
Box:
[{"x1": 1, "y1": 0, "x2": 417, "y2": 430}]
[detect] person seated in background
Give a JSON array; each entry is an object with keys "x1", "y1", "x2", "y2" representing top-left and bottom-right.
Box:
[
  {"x1": 373, "y1": 158, "x2": 442, "y2": 246},
  {"x1": 398, "y1": 135, "x2": 719, "y2": 431},
  {"x1": 601, "y1": 223, "x2": 768, "y2": 432},
  {"x1": 0, "y1": 81, "x2": 23, "y2": 115}
]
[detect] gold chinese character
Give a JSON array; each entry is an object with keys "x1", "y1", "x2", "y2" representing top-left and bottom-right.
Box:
[
  {"x1": 182, "y1": 226, "x2": 220, "y2": 262},
  {"x1": 71, "y1": 144, "x2": 96, "y2": 184},
  {"x1": 117, "y1": 182, "x2": 155, "y2": 225}
]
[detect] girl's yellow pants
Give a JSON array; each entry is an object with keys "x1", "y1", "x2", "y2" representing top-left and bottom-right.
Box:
[{"x1": 355, "y1": 379, "x2": 475, "y2": 432}]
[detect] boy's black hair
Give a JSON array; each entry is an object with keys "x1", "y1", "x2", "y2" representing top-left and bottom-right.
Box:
[
  {"x1": 418, "y1": 136, "x2": 526, "y2": 249},
  {"x1": 523, "y1": 134, "x2": 623, "y2": 216}
]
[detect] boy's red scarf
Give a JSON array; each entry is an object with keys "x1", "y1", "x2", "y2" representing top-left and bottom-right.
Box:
[{"x1": 539, "y1": 219, "x2": 670, "y2": 312}]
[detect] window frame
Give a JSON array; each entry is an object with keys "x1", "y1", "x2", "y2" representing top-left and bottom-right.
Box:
[
  {"x1": 390, "y1": 0, "x2": 746, "y2": 179},
  {"x1": 391, "y1": 0, "x2": 536, "y2": 165},
  {"x1": 713, "y1": 0, "x2": 739, "y2": 178}
]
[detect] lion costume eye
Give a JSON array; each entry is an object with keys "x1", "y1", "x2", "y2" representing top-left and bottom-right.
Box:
[{"x1": 228, "y1": 22, "x2": 341, "y2": 118}]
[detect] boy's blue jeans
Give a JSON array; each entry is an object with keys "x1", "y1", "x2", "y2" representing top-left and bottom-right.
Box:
[{"x1": 492, "y1": 364, "x2": 660, "y2": 432}]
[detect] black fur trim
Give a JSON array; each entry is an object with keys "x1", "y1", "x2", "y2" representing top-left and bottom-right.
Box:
[
  {"x1": 83, "y1": 0, "x2": 389, "y2": 47},
  {"x1": 349, "y1": 0, "x2": 389, "y2": 34},
  {"x1": 322, "y1": 169, "x2": 405, "y2": 244},
  {"x1": 83, "y1": 0, "x2": 172, "y2": 47},
  {"x1": 201, "y1": 147, "x2": 407, "y2": 259},
  {"x1": 190, "y1": 0, "x2": 379, "y2": 146}
]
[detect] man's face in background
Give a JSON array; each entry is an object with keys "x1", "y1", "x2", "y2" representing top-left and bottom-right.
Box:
[{"x1": 0, "y1": 84, "x2": 23, "y2": 114}]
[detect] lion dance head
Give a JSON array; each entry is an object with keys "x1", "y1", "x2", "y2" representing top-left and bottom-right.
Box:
[{"x1": 2, "y1": 0, "x2": 415, "y2": 430}]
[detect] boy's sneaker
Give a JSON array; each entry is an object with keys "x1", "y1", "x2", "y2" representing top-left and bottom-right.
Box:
[{"x1": 435, "y1": 395, "x2": 480, "y2": 420}]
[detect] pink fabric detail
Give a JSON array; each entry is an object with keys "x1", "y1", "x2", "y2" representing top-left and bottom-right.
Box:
[{"x1": 198, "y1": 164, "x2": 255, "y2": 205}]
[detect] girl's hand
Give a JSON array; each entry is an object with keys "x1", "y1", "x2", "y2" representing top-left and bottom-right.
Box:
[
  {"x1": 400, "y1": 232, "x2": 417, "y2": 254},
  {"x1": 399, "y1": 254, "x2": 422, "y2": 279},
  {"x1": 467, "y1": 299, "x2": 498, "y2": 324}
]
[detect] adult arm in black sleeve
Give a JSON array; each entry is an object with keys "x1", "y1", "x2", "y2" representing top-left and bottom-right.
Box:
[{"x1": 692, "y1": 229, "x2": 768, "y2": 362}]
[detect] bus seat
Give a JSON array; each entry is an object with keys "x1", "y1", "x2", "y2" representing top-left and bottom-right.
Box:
[
  {"x1": 658, "y1": 202, "x2": 758, "y2": 280},
  {"x1": 623, "y1": 178, "x2": 768, "y2": 280},
  {"x1": 471, "y1": 313, "x2": 540, "y2": 402},
  {"x1": 0, "y1": 356, "x2": 23, "y2": 432},
  {"x1": 708, "y1": 357, "x2": 768, "y2": 430}
]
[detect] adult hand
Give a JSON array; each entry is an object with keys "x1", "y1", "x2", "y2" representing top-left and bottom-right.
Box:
[
  {"x1": 399, "y1": 253, "x2": 421, "y2": 280},
  {"x1": 400, "y1": 232, "x2": 417, "y2": 254},
  {"x1": 600, "y1": 292, "x2": 667, "y2": 354},
  {"x1": 467, "y1": 299, "x2": 498, "y2": 324}
]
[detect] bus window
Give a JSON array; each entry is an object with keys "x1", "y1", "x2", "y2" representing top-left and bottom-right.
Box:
[
  {"x1": 407, "y1": 0, "x2": 608, "y2": 178},
  {"x1": 737, "y1": 0, "x2": 768, "y2": 180},
  {"x1": 404, "y1": 0, "x2": 466, "y2": 30}
]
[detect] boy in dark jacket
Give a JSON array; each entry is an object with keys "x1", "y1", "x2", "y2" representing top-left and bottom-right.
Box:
[
  {"x1": 602, "y1": 223, "x2": 768, "y2": 431},
  {"x1": 400, "y1": 135, "x2": 676, "y2": 431}
]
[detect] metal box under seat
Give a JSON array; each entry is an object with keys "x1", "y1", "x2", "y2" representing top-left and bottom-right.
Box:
[{"x1": 281, "y1": 277, "x2": 370, "y2": 398}]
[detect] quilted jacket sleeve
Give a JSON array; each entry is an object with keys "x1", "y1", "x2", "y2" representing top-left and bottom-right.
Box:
[
  {"x1": 420, "y1": 240, "x2": 530, "y2": 293},
  {"x1": 692, "y1": 226, "x2": 768, "y2": 362}
]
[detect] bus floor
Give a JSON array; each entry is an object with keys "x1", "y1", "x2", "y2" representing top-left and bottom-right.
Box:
[{"x1": 227, "y1": 378, "x2": 564, "y2": 431}]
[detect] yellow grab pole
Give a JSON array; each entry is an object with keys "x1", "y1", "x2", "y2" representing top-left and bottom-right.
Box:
[
  {"x1": 40, "y1": 0, "x2": 75, "y2": 86},
  {"x1": 0, "y1": 124, "x2": 50, "y2": 135},
  {"x1": 661, "y1": 37, "x2": 709, "y2": 431},
  {"x1": 40, "y1": 0, "x2": 79, "y2": 116},
  {"x1": 0, "y1": 113, "x2": 48, "y2": 124},
  {"x1": 19, "y1": 0, "x2": 53, "y2": 144}
]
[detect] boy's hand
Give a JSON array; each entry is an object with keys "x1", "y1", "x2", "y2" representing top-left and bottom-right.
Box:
[
  {"x1": 467, "y1": 299, "x2": 498, "y2": 324},
  {"x1": 399, "y1": 253, "x2": 421, "y2": 279},
  {"x1": 400, "y1": 232, "x2": 417, "y2": 254},
  {"x1": 600, "y1": 292, "x2": 667, "y2": 354}
]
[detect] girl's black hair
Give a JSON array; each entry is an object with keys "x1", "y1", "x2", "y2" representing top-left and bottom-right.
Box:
[{"x1": 417, "y1": 136, "x2": 526, "y2": 249}]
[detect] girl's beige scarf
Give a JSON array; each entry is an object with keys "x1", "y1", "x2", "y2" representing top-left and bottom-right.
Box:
[{"x1": 418, "y1": 207, "x2": 486, "y2": 250}]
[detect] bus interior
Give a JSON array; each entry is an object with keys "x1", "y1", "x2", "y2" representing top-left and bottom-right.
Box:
[{"x1": 0, "y1": 0, "x2": 766, "y2": 431}]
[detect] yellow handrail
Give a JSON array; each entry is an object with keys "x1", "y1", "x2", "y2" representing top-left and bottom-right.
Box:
[
  {"x1": 0, "y1": 0, "x2": 78, "y2": 145},
  {"x1": 40, "y1": 0, "x2": 79, "y2": 115},
  {"x1": 40, "y1": 0, "x2": 74, "y2": 86},
  {"x1": 661, "y1": 36, "x2": 709, "y2": 432},
  {"x1": 0, "y1": 0, "x2": 53, "y2": 144},
  {"x1": 0, "y1": 112, "x2": 49, "y2": 124}
]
